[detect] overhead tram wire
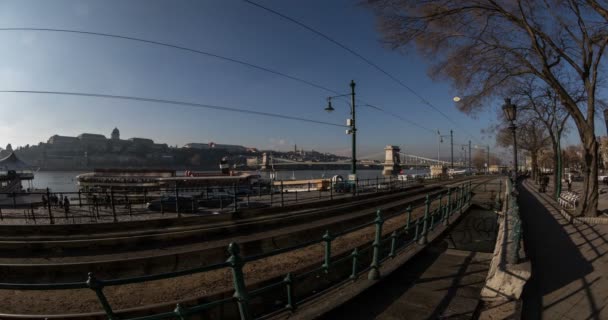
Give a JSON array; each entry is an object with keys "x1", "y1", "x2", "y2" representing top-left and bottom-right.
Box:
[
  {"x1": 243, "y1": 0, "x2": 481, "y2": 143},
  {"x1": 0, "y1": 28, "x2": 437, "y2": 134},
  {"x1": 0, "y1": 90, "x2": 347, "y2": 128},
  {"x1": 0, "y1": 27, "x2": 341, "y2": 96}
]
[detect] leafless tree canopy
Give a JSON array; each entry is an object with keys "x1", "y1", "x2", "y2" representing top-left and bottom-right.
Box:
[{"x1": 365, "y1": 0, "x2": 608, "y2": 216}]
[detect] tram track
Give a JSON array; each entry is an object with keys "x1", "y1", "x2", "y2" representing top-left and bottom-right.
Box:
[
  {"x1": 0, "y1": 177, "x2": 487, "y2": 282},
  {"x1": 0, "y1": 177, "x2": 498, "y2": 317}
]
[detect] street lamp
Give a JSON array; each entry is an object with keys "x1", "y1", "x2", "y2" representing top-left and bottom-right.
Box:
[
  {"x1": 502, "y1": 98, "x2": 518, "y2": 179},
  {"x1": 325, "y1": 80, "x2": 357, "y2": 180},
  {"x1": 436, "y1": 130, "x2": 451, "y2": 165}
]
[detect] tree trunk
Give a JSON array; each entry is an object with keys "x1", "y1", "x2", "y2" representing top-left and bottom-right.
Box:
[
  {"x1": 531, "y1": 151, "x2": 539, "y2": 182},
  {"x1": 552, "y1": 139, "x2": 562, "y2": 200},
  {"x1": 578, "y1": 134, "x2": 599, "y2": 217}
]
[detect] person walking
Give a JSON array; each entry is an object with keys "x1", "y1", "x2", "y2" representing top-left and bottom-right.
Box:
[{"x1": 63, "y1": 196, "x2": 70, "y2": 214}]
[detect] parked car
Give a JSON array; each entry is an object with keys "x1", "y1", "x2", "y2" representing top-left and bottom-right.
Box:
[{"x1": 146, "y1": 196, "x2": 198, "y2": 213}]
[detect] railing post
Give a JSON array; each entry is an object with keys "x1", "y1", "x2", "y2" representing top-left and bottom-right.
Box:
[
  {"x1": 283, "y1": 272, "x2": 296, "y2": 312},
  {"x1": 418, "y1": 195, "x2": 430, "y2": 245},
  {"x1": 78, "y1": 190, "x2": 82, "y2": 207},
  {"x1": 405, "y1": 205, "x2": 412, "y2": 234},
  {"x1": 280, "y1": 181, "x2": 284, "y2": 207},
  {"x1": 468, "y1": 180, "x2": 472, "y2": 205},
  {"x1": 350, "y1": 248, "x2": 359, "y2": 280},
  {"x1": 458, "y1": 185, "x2": 464, "y2": 212},
  {"x1": 227, "y1": 243, "x2": 252, "y2": 320},
  {"x1": 354, "y1": 177, "x2": 359, "y2": 196},
  {"x1": 160, "y1": 196, "x2": 164, "y2": 215},
  {"x1": 389, "y1": 176, "x2": 392, "y2": 191},
  {"x1": 322, "y1": 230, "x2": 332, "y2": 273},
  {"x1": 175, "y1": 183, "x2": 180, "y2": 218},
  {"x1": 46, "y1": 188, "x2": 54, "y2": 225},
  {"x1": 498, "y1": 179, "x2": 502, "y2": 202},
  {"x1": 233, "y1": 183, "x2": 238, "y2": 213},
  {"x1": 86, "y1": 272, "x2": 116, "y2": 320},
  {"x1": 270, "y1": 184, "x2": 274, "y2": 206},
  {"x1": 376, "y1": 176, "x2": 379, "y2": 192},
  {"x1": 295, "y1": 190, "x2": 298, "y2": 203},
  {"x1": 430, "y1": 207, "x2": 436, "y2": 231},
  {"x1": 389, "y1": 231, "x2": 397, "y2": 258},
  {"x1": 110, "y1": 187, "x2": 117, "y2": 222},
  {"x1": 330, "y1": 179, "x2": 333, "y2": 200},
  {"x1": 414, "y1": 218, "x2": 420, "y2": 242},
  {"x1": 368, "y1": 210, "x2": 384, "y2": 280},
  {"x1": 173, "y1": 304, "x2": 186, "y2": 320},
  {"x1": 445, "y1": 188, "x2": 452, "y2": 225}
]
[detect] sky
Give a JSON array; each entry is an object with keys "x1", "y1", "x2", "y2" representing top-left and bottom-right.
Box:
[{"x1": 0, "y1": 0, "x2": 591, "y2": 160}]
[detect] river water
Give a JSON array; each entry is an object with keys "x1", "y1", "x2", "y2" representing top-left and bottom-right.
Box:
[{"x1": 33, "y1": 168, "x2": 430, "y2": 192}]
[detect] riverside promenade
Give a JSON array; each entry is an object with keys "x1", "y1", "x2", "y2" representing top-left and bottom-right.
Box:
[
  {"x1": 318, "y1": 179, "x2": 502, "y2": 319},
  {"x1": 520, "y1": 179, "x2": 608, "y2": 319}
]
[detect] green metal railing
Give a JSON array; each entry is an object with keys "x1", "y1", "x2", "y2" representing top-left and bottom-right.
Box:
[
  {"x1": 0, "y1": 175, "x2": 454, "y2": 225},
  {"x1": 505, "y1": 178, "x2": 522, "y2": 264},
  {"x1": 0, "y1": 182, "x2": 476, "y2": 319}
]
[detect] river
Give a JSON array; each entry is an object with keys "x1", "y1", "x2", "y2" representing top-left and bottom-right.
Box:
[{"x1": 32, "y1": 168, "x2": 431, "y2": 192}]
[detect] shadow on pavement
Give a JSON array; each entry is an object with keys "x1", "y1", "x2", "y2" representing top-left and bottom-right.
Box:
[{"x1": 519, "y1": 182, "x2": 594, "y2": 319}]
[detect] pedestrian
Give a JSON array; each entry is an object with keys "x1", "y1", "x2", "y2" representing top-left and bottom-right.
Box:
[
  {"x1": 63, "y1": 196, "x2": 70, "y2": 214},
  {"x1": 567, "y1": 177, "x2": 572, "y2": 192},
  {"x1": 105, "y1": 193, "x2": 110, "y2": 209},
  {"x1": 42, "y1": 195, "x2": 48, "y2": 208}
]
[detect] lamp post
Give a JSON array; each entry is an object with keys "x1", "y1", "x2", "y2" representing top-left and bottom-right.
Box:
[
  {"x1": 502, "y1": 98, "x2": 518, "y2": 179},
  {"x1": 436, "y1": 130, "x2": 451, "y2": 165},
  {"x1": 325, "y1": 80, "x2": 357, "y2": 180}
]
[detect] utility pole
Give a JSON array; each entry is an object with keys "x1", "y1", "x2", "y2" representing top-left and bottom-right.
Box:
[
  {"x1": 487, "y1": 145, "x2": 490, "y2": 174},
  {"x1": 350, "y1": 80, "x2": 357, "y2": 178},
  {"x1": 468, "y1": 140, "x2": 471, "y2": 173},
  {"x1": 450, "y1": 130, "x2": 454, "y2": 169}
]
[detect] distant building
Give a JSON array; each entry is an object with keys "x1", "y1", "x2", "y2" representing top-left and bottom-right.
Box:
[
  {"x1": 183, "y1": 142, "x2": 251, "y2": 153},
  {"x1": 111, "y1": 127, "x2": 120, "y2": 140},
  {"x1": 129, "y1": 138, "x2": 154, "y2": 146},
  {"x1": 183, "y1": 143, "x2": 211, "y2": 150}
]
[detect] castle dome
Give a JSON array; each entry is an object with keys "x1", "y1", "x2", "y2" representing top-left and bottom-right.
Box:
[{"x1": 111, "y1": 127, "x2": 120, "y2": 140}]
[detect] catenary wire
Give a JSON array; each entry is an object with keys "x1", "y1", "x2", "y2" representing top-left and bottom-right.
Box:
[{"x1": 0, "y1": 90, "x2": 348, "y2": 128}]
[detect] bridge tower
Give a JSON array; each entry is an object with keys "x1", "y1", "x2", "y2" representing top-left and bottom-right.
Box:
[
  {"x1": 261, "y1": 152, "x2": 270, "y2": 170},
  {"x1": 382, "y1": 145, "x2": 401, "y2": 176}
]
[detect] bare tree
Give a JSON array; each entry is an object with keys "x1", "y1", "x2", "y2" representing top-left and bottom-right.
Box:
[
  {"x1": 510, "y1": 78, "x2": 572, "y2": 198},
  {"x1": 495, "y1": 112, "x2": 551, "y2": 177},
  {"x1": 365, "y1": 0, "x2": 608, "y2": 216}
]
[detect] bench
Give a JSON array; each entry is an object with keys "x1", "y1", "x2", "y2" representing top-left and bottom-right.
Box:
[{"x1": 558, "y1": 191, "x2": 579, "y2": 210}]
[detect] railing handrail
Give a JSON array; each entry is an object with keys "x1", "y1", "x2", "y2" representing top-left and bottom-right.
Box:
[{"x1": 0, "y1": 178, "x2": 481, "y2": 320}]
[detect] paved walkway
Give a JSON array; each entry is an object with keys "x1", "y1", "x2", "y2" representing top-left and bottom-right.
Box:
[
  {"x1": 520, "y1": 179, "x2": 608, "y2": 319},
  {"x1": 318, "y1": 180, "x2": 501, "y2": 320},
  {"x1": 320, "y1": 245, "x2": 491, "y2": 320}
]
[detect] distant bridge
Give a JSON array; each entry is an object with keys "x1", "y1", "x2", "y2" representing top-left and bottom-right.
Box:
[{"x1": 257, "y1": 151, "x2": 467, "y2": 169}]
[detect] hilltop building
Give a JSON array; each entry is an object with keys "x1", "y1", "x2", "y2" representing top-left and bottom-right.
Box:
[{"x1": 183, "y1": 142, "x2": 255, "y2": 153}]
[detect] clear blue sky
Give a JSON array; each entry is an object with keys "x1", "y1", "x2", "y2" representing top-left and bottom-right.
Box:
[{"x1": 0, "y1": 0, "x2": 586, "y2": 160}]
